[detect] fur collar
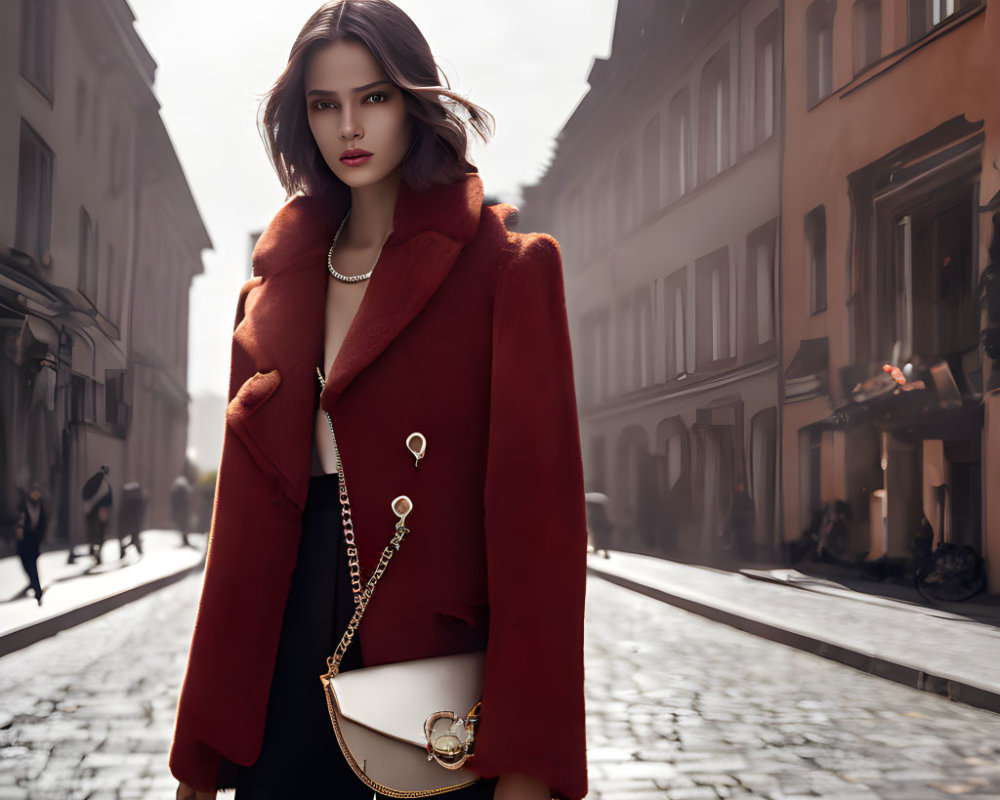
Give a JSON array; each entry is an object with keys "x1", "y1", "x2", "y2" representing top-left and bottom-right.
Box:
[{"x1": 251, "y1": 172, "x2": 485, "y2": 278}]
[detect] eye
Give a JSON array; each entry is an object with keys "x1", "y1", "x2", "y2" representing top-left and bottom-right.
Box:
[
  {"x1": 364, "y1": 92, "x2": 387, "y2": 104},
  {"x1": 311, "y1": 100, "x2": 338, "y2": 111}
]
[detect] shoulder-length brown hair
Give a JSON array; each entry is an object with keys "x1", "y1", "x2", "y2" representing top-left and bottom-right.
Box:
[{"x1": 260, "y1": 0, "x2": 494, "y2": 198}]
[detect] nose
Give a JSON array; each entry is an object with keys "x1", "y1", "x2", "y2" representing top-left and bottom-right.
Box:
[{"x1": 339, "y1": 105, "x2": 363, "y2": 142}]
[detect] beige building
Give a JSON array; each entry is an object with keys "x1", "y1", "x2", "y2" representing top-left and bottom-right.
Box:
[
  {"x1": 0, "y1": 0, "x2": 209, "y2": 550},
  {"x1": 520, "y1": 0, "x2": 783, "y2": 561}
]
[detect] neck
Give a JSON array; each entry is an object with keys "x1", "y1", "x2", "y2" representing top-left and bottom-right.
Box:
[{"x1": 345, "y1": 169, "x2": 402, "y2": 249}]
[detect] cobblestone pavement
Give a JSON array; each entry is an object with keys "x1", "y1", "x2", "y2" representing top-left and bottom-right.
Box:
[
  {"x1": 2, "y1": 575, "x2": 1000, "y2": 799},
  {"x1": 584, "y1": 579, "x2": 1000, "y2": 800}
]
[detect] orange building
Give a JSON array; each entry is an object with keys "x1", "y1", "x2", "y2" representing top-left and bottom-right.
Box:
[{"x1": 780, "y1": 0, "x2": 1000, "y2": 589}]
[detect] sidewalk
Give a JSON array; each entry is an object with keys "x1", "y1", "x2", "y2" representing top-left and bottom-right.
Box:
[
  {"x1": 587, "y1": 551, "x2": 1000, "y2": 715},
  {"x1": 0, "y1": 530, "x2": 207, "y2": 657}
]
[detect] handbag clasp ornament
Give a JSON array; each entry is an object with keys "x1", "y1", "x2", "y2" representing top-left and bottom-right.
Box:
[{"x1": 424, "y1": 703, "x2": 481, "y2": 770}]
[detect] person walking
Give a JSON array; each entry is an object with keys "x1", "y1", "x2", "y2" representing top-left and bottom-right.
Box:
[
  {"x1": 118, "y1": 481, "x2": 146, "y2": 559},
  {"x1": 81, "y1": 465, "x2": 112, "y2": 565},
  {"x1": 15, "y1": 482, "x2": 46, "y2": 605},
  {"x1": 585, "y1": 492, "x2": 614, "y2": 558},
  {"x1": 170, "y1": 3, "x2": 588, "y2": 799}
]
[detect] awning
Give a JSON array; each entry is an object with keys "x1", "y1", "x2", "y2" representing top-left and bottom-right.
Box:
[
  {"x1": 784, "y1": 338, "x2": 829, "y2": 401},
  {"x1": 785, "y1": 337, "x2": 829, "y2": 379}
]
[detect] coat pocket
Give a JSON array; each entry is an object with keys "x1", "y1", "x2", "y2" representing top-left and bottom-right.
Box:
[
  {"x1": 225, "y1": 369, "x2": 287, "y2": 488},
  {"x1": 228, "y1": 369, "x2": 281, "y2": 417}
]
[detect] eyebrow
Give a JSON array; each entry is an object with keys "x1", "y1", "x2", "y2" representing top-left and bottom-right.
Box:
[{"x1": 306, "y1": 80, "x2": 392, "y2": 98}]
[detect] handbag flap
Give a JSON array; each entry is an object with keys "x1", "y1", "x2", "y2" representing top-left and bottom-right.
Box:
[{"x1": 328, "y1": 651, "x2": 485, "y2": 748}]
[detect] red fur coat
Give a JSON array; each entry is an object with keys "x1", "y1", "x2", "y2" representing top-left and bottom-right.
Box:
[{"x1": 169, "y1": 173, "x2": 588, "y2": 800}]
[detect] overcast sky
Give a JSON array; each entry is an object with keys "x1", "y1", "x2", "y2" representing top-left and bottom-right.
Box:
[{"x1": 128, "y1": 0, "x2": 618, "y2": 398}]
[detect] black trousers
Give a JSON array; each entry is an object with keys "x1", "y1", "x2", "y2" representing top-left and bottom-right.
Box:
[
  {"x1": 16, "y1": 538, "x2": 42, "y2": 598},
  {"x1": 234, "y1": 472, "x2": 496, "y2": 799}
]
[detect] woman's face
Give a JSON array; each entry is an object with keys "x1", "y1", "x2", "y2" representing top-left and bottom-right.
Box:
[{"x1": 304, "y1": 39, "x2": 412, "y2": 191}]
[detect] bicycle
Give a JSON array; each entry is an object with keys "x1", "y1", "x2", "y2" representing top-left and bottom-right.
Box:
[{"x1": 912, "y1": 497, "x2": 987, "y2": 603}]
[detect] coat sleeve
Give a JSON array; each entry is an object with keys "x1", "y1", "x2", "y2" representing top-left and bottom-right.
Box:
[
  {"x1": 168, "y1": 275, "x2": 263, "y2": 792},
  {"x1": 471, "y1": 234, "x2": 588, "y2": 800}
]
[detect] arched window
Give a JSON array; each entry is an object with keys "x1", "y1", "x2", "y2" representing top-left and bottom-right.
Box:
[
  {"x1": 699, "y1": 47, "x2": 731, "y2": 181},
  {"x1": 666, "y1": 90, "x2": 691, "y2": 202}
]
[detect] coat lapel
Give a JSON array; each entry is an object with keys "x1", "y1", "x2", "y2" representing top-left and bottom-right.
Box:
[
  {"x1": 320, "y1": 173, "x2": 484, "y2": 408},
  {"x1": 233, "y1": 173, "x2": 484, "y2": 508}
]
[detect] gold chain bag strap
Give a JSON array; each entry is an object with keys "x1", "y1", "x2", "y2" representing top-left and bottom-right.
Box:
[{"x1": 315, "y1": 368, "x2": 485, "y2": 799}]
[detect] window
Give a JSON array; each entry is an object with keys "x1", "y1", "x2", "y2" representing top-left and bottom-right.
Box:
[
  {"x1": 79, "y1": 208, "x2": 99, "y2": 302},
  {"x1": 614, "y1": 143, "x2": 639, "y2": 235},
  {"x1": 617, "y1": 287, "x2": 654, "y2": 393},
  {"x1": 594, "y1": 167, "x2": 611, "y2": 254},
  {"x1": 70, "y1": 374, "x2": 97, "y2": 423},
  {"x1": 755, "y1": 13, "x2": 779, "y2": 145},
  {"x1": 806, "y1": 0, "x2": 836, "y2": 107},
  {"x1": 559, "y1": 188, "x2": 584, "y2": 267},
  {"x1": 664, "y1": 269, "x2": 688, "y2": 379},
  {"x1": 642, "y1": 114, "x2": 661, "y2": 218},
  {"x1": 853, "y1": 0, "x2": 881, "y2": 74},
  {"x1": 666, "y1": 90, "x2": 691, "y2": 202},
  {"x1": 581, "y1": 308, "x2": 610, "y2": 406},
  {"x1": 699, "y1": 48, "x2": 731, "y2": 181},
  {"x1": 105, "y1": 244, "x2": 123, "y2": 327},
  {"x1": 15, "y1": 121, "x2": 54, "y2": 267},
  {"x1": 635, "y1": 287, "x2": 653, "y2": 389},
  {"x1": 20, "y1": 0, "x2": 55, "y2": 100},
  {"x1": 746, "y1": 219, "x2": 778, "y2": 350},
  {"x1": 105, "y1": 370, "x2": 125, "y2": 424},
  {"x1": 696, "y1": 247, "x2": 734, "y2": 369},
  {"x1": 908, "y1": 0, "x2": 978, "y2": 41},
  {"x1": 805, "y1": 206, "x2": 827, "y2": 314},
  {"x1": 617, "y1": 295, "x2": 633, "y2": 392},
  {"x1": 895, "y1": 191, "x2": 976, "y2": 359}
]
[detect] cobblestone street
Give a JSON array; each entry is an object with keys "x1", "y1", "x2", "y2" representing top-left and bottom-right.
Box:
[
  {"x1": 584, "y1": 579, "x2": 1000, "y2": 800},
  {"x1": 2, "y1": 574, "x2": 1000, "y2": 799}
]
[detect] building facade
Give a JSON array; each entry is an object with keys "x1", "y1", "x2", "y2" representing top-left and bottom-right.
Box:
[
  {"x1": 780, "y1": 0, "x2": 1000, "y2": 589},
  {"x1": 520, "y1": 0, "x2": 783, "y2": 561},
  {"x1": 0, "y1": 0, "x2": 209, "y2": 549}
]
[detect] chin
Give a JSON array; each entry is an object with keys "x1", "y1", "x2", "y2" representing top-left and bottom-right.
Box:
[{"x1": 332, "y1": 166, "x2": 401, "y2": 190}]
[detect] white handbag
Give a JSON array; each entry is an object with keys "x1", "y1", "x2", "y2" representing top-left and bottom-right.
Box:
[{"x1": 320, "y1": 651, "x2": 485, "y2": 797}]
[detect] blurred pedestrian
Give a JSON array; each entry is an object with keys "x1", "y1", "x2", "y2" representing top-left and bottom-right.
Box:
[
  {"x1": 118, "y1": 481, "x2": 146, "y2": 559},
  {"x1": 81, "y1": 465, "x2": 112, "y2": 565},
  {"x1": 170, "y1": 475, "x2": 192, "y2": 547},
  {"x1": 15, "y1": 482, "x2": 46, "y2": 605},
  {"x1": 585, "y1": 492, "x2": 613, "y2": 558}
]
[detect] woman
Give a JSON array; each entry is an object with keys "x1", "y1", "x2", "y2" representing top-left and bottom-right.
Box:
[
  {"x1": 15, "y1": 482, "x2": 46, "y2": 605},
  {"x1": 171, "y1": 2, "x2": 587, "y2": 798}
]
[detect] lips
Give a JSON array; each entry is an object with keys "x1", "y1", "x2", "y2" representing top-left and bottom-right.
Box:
[{"x1": 340, "y1": 148, "x2": 373, "y2": 166}]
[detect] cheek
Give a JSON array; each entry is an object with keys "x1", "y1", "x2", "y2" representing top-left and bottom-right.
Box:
[
  {"x1": 393, "y1": 112, "x2": 413, "y2": 155},
  {"x1": 309, "y1": 111, "x2": 345, "y2": 150}
]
